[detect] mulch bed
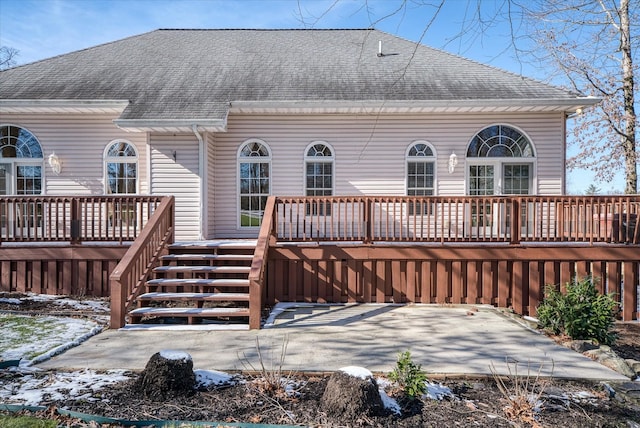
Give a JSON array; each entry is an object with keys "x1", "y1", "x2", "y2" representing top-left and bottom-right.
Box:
[{"x1": 14, "y1": 373, "x2": 639, "y2": 427}]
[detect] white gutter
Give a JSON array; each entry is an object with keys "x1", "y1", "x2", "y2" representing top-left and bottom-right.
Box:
[
  {"x1": 114, "y1": 118, "x2": 227, "y2": 133},
  {"x1": 192, "y1": 124, "x2": 206, "y2": 241},
  {"x1": 230, "y1": 97, "x2": 601, "y2": 114},
  {"x1": 0, "y1": 99, "x2": 129, "y2": 113}
]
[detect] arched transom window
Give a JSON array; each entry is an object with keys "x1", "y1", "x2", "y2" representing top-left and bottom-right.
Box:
[
  {"x1": 466, "y1": 125, "x2": 535, "y2": 196},
  {"x1": 467, "y1": 125, "x2": 535, "y2": 158},
  {"x1": 0, "y1": 125, "x2": 43, "y2": 195},
  {"x1": 238, "y1": 139, "x2": 271, "y2": 227},
  {"x1": 104, "y1": 140, "x2": 138, "y2": 194}
]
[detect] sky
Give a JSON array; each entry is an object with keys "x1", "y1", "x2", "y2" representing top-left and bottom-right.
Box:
[{"x1": 0, "y1": 0, "x2": 627, "y2": 194}]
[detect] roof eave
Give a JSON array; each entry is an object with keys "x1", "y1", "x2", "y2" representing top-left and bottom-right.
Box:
[
  {"x1": 0, "y1": 99, "x2": 130, "y2": 114},
  {"x1": 113, "y1": 118, "x2": 228, "y2": 133},
  {"x1": 230, "y1": 98, "x2": 601, "y2": 114}
]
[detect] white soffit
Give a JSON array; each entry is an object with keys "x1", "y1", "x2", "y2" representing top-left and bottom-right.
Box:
[
  {"x1": 0, "y1": 99, "x2": 129, "y2": 114},
  {"x1": 113, "y1": 119, "x2": 228, "y2": 133},
  {"x1": 230, "y1": 98, "x2": 601, "y2": 115}
]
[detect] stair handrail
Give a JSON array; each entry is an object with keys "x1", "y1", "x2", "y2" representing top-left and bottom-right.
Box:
[
  {"x1": 248, "y1": 196, "x2": 277, "y2": 329},
  {"x1": 109, "y1": 196, "x2": 175, "y2": 329}
]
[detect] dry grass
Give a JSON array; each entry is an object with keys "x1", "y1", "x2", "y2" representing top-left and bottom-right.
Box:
[{"x1": 490, "y1": 359, "x2": 553, "y2": 428}]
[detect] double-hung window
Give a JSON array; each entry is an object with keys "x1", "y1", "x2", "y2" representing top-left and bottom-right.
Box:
[
  {"x1": 406, "y1": 141, "x2": 436, "y2": 215},
  {"x1": 0, "y1": 125, "x2": 43, "y2": 196},
  {"x1": 305, "y1": 142, "x2": 334, "y2": 215},
  {"x1": 104, "y1": 140, "x2": 138, "y2": 194},
  {"x1": 238, "y1": 139, "x2": 271, "y2": 227}
]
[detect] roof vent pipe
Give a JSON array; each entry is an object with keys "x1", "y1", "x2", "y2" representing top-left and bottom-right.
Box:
[{"x1": 377, "y1": 40, "x2": 383, "y2": 57}]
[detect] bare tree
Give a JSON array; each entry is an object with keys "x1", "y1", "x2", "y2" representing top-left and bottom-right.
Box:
[
  {"x1": 524, "y1": 0, "x2": 638, "y2": 194},
  {"x1": 0, "y1": 46, "x2": 19, "y2": 70}
]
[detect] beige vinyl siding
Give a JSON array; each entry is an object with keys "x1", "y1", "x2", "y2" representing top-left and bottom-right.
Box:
[
  {"x1": 206, "y1": 132, "x2": 216, "y2": 238},
  {"x1": 0, "y1": 113, "x2": 148, "y2": 195},
  {"x1": 149, "y1": 134, "x2": 200, "y2": 241},
  {"x1": 212, "y1": 112, "x2": 566, "y2": 238}
]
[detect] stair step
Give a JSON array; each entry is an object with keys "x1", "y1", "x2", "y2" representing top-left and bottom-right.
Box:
[
  {"x1": 161, "y1": 254, "x2": 254, "y2": 262},
  {"x1": 169, "y1": 240, "x2": 257, "y2": 251},
  {"x1": 130, "y1": 307, "x2": 250, "y2": 318},
  {"x1": 153, "y1": 265, "x2": 251, "y2": 274},
  {"x1": 138, "y1": 292, "x2": 250, "y2": 302},
  {"x1": 147, "y1": 278, "x2": 250, "y2": 287}
]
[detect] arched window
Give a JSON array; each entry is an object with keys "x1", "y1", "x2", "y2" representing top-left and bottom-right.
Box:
[
  {"x1": 406, "y1": 141, "x2": 436, "y2": 196},
  {"x1": 466, "y1": 125, "x2": 535, "y2": 195},
  {"x1": 104, "y1": 140, "x2": 138, "y2": 194},
  {"x1": 305, "y1": 142, "x2": 334, "y2": 215},
  {"x1": 238, "y1": 139, "x2": 271, "y2": 227},
  {"x1": 406, "y1": 141, "x2": 436, "y2": 214},
  {"x1": 467, "y1": 124, "x2": 535, "y2": 158},
  {"x1": 0, "y1": 125, "x2": 44, "y2": 195}
]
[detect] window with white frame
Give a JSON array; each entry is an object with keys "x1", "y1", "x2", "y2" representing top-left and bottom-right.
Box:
[
  {"x1": 104, "y1": 140, "x2": 138, "y2": 194},
  {"x1": 305, "y1": 141, "x2": 334, "y2": 215},
  {"x1": 406, "y1": 141, "x2": 436, "y2": 214},
  {"x1": 238, "y1": 139, "x2": 271, "y2": 227},
  {"x1": 0, "y1": 125, "x2": 43, "y2": 196},
  {"x1": 466, "y1": 124, "x2": 535, "y2": 196}
]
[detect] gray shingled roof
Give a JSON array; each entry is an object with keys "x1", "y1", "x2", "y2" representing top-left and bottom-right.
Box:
[{"x1": 0, "y1": 29, "x2": 592, "y2": 122}]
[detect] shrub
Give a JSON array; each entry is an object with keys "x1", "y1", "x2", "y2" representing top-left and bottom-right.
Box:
[
  {"x1": 388, "y1": 351, "x2": 427, "y2": 400},
  {"x1": 537, "y1": 277, "x2": 617, "y2": 345}
]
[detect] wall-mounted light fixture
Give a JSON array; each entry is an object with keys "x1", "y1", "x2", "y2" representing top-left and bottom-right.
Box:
[
  {"x1": 48, "y1": 152, "x2": 62, "y2": 175},
  {"x1": 448, "y1": 151, "x2": 458, "y2": 174}
]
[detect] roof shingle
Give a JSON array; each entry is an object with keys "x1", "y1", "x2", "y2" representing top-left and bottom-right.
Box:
[{"x1": 0, "y1": 29, "x2": 589, "y2": 121}]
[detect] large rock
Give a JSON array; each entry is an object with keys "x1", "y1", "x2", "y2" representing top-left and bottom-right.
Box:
[
  {"x1": 134, "y1": 350, "x2": 196, "y2": 400},
  {"x1": 585, "y1": 348, "x2": 636, "y2": 379},
  {"x1": 321, "y1": 367, "x2": 384, "y2": 419}
]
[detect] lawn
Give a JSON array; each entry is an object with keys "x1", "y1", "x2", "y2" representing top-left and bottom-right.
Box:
[{"x1": 0, "y1": 313, "x2": 103, "y2": 365}]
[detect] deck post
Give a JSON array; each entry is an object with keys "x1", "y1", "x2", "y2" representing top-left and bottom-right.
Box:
[
  {"x1": 510, "y1": 198, "x2": 520, "y2": 245},
  {"x1": 364, "y1": 197, "x2": 373, "y2": 244},
  {"x1": 70, "y1": 198, "x2": 81, "y2": 244},
  {"x1": 110, "y1": 274, "x2": 127, "y2": 328}
]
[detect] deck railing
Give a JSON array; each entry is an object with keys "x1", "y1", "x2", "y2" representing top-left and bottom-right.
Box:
[
  {"x1": 248, "y1": 196, "x2": 277, "y2": 329},
  {"x1": 273, "y1": 195, "x2": 640, "y2": 244},
  {"x1": 0, "y1": 195, "x2": 166, "y2": 244},
  {"x1": 110, "y1": 196, "x2": 175, "y2": 328}
]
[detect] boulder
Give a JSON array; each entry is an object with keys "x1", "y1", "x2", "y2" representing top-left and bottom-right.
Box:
[
  {"x1": 134, "y1": 350, "x2": 196, "y2": 400},
  {"x1": 321, "y1": 367, "x2": 384, "y2": 418},
  {"x1": 625, "y1": 359, "x2": 640, "y2": 378},
  {"x1": 585, "y1": 348, "x2": 636, "y2": 379}
]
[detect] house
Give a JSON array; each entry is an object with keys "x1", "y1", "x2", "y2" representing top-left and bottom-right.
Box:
[
  {"x1": 0, "y1": 29, "x2": 600, "y2": 240},
  {"x1": 1, "y1": 29, "x2": 637, "y2": 328}
]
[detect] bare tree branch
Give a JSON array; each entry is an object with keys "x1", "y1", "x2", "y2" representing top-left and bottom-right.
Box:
[{"x1": 0, "y1": 46, "x2": 19, "y2": 70}]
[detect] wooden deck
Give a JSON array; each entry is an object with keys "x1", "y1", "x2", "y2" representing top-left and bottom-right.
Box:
[
  {"x1": 0, "y1": 194, "x2": 638, "y2": 328},
  {"x1": 251, "y1": 195, "x2": 640, "y2": 326}
]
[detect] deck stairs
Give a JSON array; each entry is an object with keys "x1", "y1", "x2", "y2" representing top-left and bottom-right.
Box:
[{"x1": 127, "y1": 240, "x2": 257, "y2": 328}]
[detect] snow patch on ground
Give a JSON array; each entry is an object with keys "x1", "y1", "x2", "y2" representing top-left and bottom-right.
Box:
[
  {"x1": 0, "y1": 314, "x2": 104, "y2": 366},
  {"x1": 376, "y1": 377, "x2": 402, "y2": 414},
  {"x1": 25, "y1": 293, "x2": 110, "y2": 312},
  {"x1": 0, "y1": 368, "x2": 132, "y2": 406},
  {"x1": 194, "y1": 369, "x2": 238, "y2": 388},
  {"x1": 424, "y1": 381, "x2": 455, "y2": 400}
]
